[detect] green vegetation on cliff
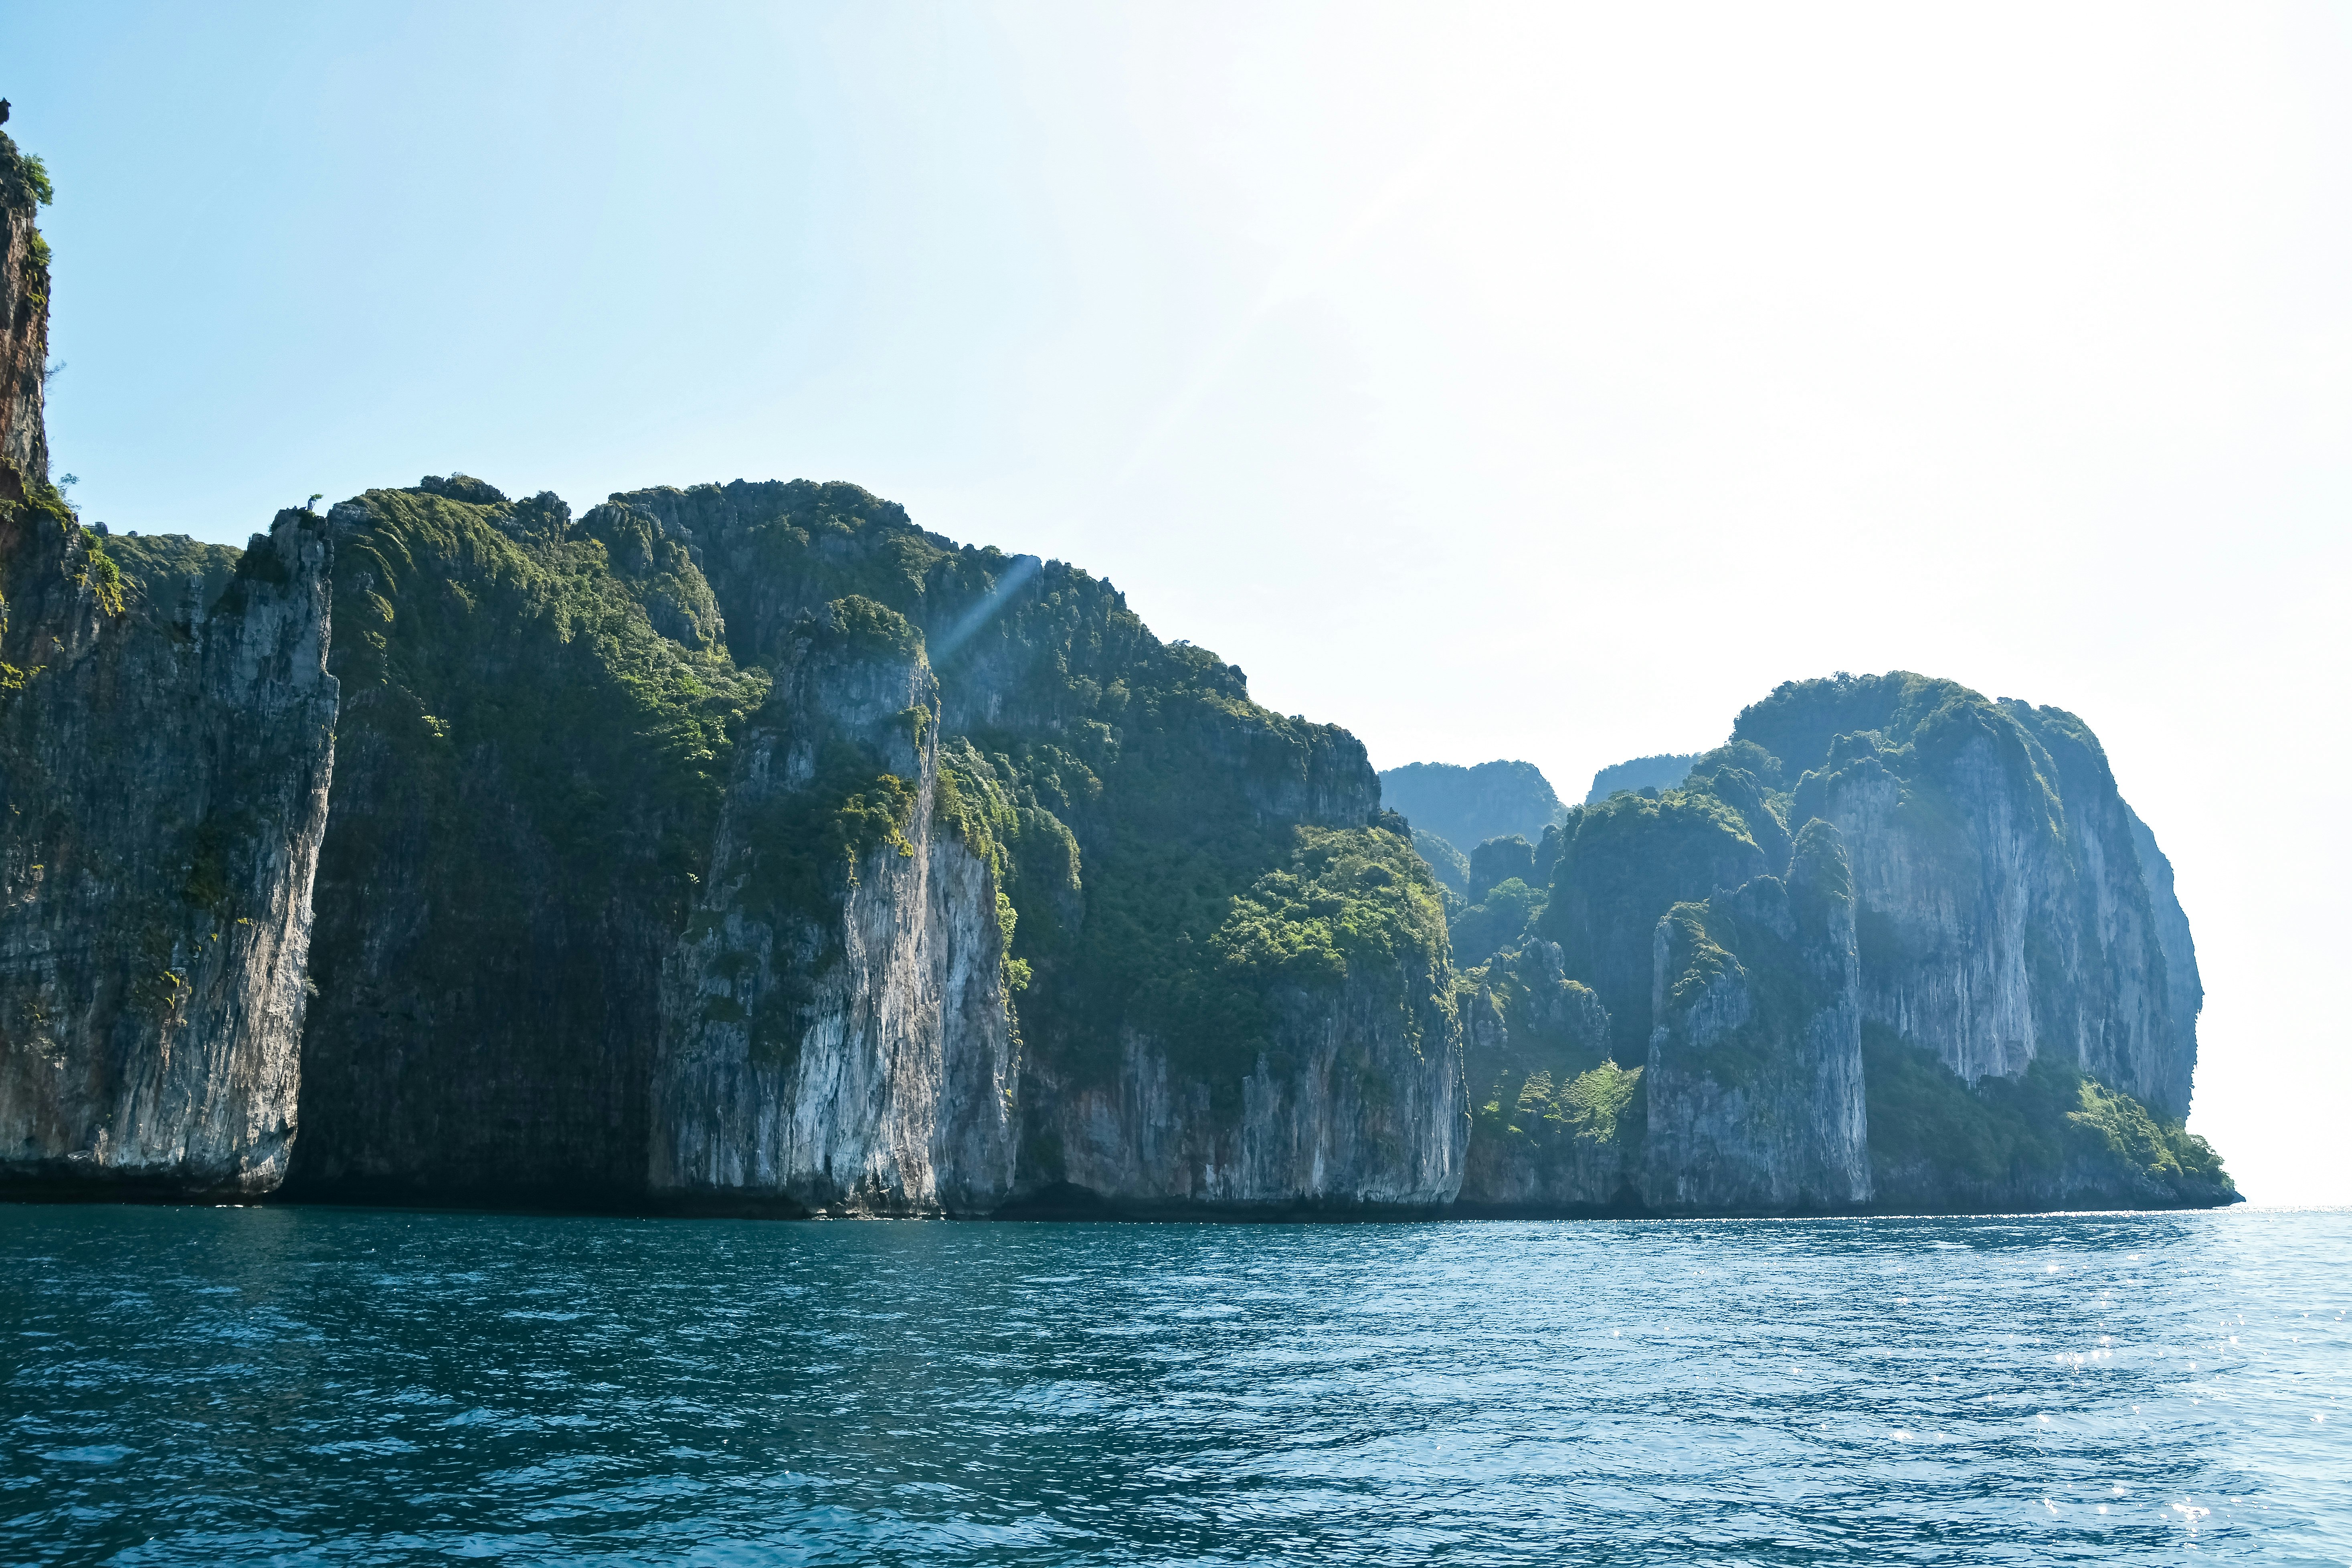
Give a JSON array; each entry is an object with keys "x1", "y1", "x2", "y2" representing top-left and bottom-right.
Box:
[
  {"x1": 1482, "y1": 1059, "x2": 1643, "y2": 1145},
  {"x1": 1212, "y1": 823, "x2": 1448, "y2": 997},
  {"x1": 1379, "y1": 759, "x2": 1565, "y2": 856},
  {"x1": 107, "y1": 531, "x2": 240, "y2": 612},
  {"x1": 1410, "y1": 826, "x2": 1469, "y2": 895},
  {"x1": 1864, "y1": 1023, "x2": 2230, "y2": 1207},
  {"x1": 0, "y1": 133, "x2": 53, "y2": 212},
  {"x1": 326, "y1": 485, "x2": 767, "y2": 914},
  {"x1": 1652, "y1": 823, "x2": 1852, "y2": 1094},
  {"x1": 1584, "y1": 751, "x2": 1697, "y2": 803},
  {"x1": 605, "y1": 481, "x2": 1418, "y2": 1121},
  {"x1": 1450, "y1": 875, "x2": 1543, "y2": 967},
  {"x1": 1540, "y1": 770, "x2": 1780, "y2": 1057}
]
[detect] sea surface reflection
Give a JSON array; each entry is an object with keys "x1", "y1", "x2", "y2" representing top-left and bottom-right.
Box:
[{"x1": 3, "y1": 1204, "x2": 2346, "y2": 1564}]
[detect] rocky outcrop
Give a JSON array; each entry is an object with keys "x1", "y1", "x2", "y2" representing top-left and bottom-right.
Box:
[
  {"x1": 1466, "y1": 835, "x2": 1535, "y2": 902},
  {"x1": 651, "y1": 598, "x2": 1017, "y2": 1214},
  {"x1": 2, "y1": 129, "x2": 50, "y2": 486},
  {"x1": 1758, "y1": 680, "x2": 2192, "y2": 1117},
  {"x1": 1015, "y1": 904, "x2": 1466, "y2": 1216},
  {"x1": 1453, "y1": 939, "x2": 1638, "y2": 1214},
  {"x1": 0, "y1": 506, "x2": 337, "y2": 1196},
  {"x1": 1642, "y1": 821, "x2": 1871, "y2": 1213},
  {"x1": 0, "y1": 154, "x2": 337, "y2": 1199},
  {"x1": 252, "y1": 477, "x2": 1457, "y2": 1216},
  {"x1": 620, "y1": 480, "x2": 1462, "y2": 1216},
  {"x1": 1379, "y1": 759, "x2": 1563, "y2": 854},
  {"x1": 0, "y1": 137, "x2": 2235, "y2": 1222},
  {"x1": 1539, "y1": 771, "x2": 1778, "y2": 1059},
  {"x1": 1523, "y1": 674, "x2": 2228, "y2": 1215}
]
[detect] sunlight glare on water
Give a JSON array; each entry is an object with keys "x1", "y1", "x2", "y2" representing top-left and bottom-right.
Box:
[{"x1": 2, "y1": 1205, "x2": 2347, "y2": 1564}]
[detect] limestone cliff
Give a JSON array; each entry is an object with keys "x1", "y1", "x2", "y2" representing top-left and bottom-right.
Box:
[
  {"x1": 1755, "y1": 678, "x2": 2192, "y2": 1117},
  {"x1": 1009, "y1": 822, "x2": 1464, "y2": 1215},
  {"x1": 613, "y1": 480, "x2": 1465, "y2": 1216},
  {"x1": 273, "y1": 477, "x2": 1457, "y2": 1214},
  {"x1": 1642, "y1": 821, "x2": 1871, "y2": 1213},
  {"x1": 1538, "y1": 766, "x2": 1783, "y2": 1060},
  {"x1": 0, "y1": 502, "x2": 336, "y2": 1196},
  {"x1": 283, "y1": 484, "x2": 765, "y2": 1204},
  {"x1": 0, "y1": 138, "x2": 341, "y2": 1198},
  {"x1": 1452, "y1": 939, "x2": 1639, "y2": 1214},
  {"x1": 651, "y1": 597, "x2": 1017, "y2": 1214},
  {"x1": 1530, "y1": 672, "x2": 2229, "y2": 1213},
  {"x1": 1, "y1": 129, "x2": 51, "y2": 486}
]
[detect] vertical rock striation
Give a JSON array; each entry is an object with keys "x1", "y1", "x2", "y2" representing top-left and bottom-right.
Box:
[
  {"x1": 0, "y1": 142, "x2": 337, "y2": 1199},
  {"x1": 0, "y1": 505, "x2": 337, "y2": 1196},
  {"x1": 1755, "y1": 679, "x2": 2191, "y2": 1116},
  {"x1": 652, "y1": 597, "x2": 1017, "y2": 1214},
  {"x1": 1015, "y1": 878, "x2": 1465, "y2": 1215},
  {"x1": 286, "y1": 484, "x2": 765, "y2": 1205},
  {"x1": 1642, "y1": 821, "x2": 1871, "y2": 1213},
  {"x1": 1, "y1": 128, "x2": 51, "y2": 485},
  {"x1": 2123, "y1": 802, "x2": 2202, "y2": 1070}
]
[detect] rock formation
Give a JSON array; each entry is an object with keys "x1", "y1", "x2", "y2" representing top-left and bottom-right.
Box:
[
  {"x1": 1, "y1": 128, "x2": 49, "y2": 485},
  {"x1": 1642, "y1": 821, "x2": 1871, "y2": 1213},
  {"x1": 1523, "y1": 673, "x2": 2231, "y2": 1212},
  {"x1": 1452, "y1": 938, "x2": 1638, "y2": 1214},
  {"x1": 1753, "y1": 677, "x2": 2191, "y2": 1117},
  {"x1": 1379, "y1": 759, "x2": 1564, "y2": 884},
  {"x1": 1584, "y1": 751, "x2": 1697, "y2": 803},
  {"x1": 267, "y1": 476, "x2": 1457, "y2": 1215},
  {"x1": 0, "y1": 503, "x2": 337, "y2": 1196},
  {"x1": 0, "y1": 135, "x2": 2233, "y2": 1217},
  {"x1": 652, "y1": 597, "x2": 1018, "y2": 1215},
  {"x1": 0, "y1": 136, "x2": 337, "y2": 1198}
]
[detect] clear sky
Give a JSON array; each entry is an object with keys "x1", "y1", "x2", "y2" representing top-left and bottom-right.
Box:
[{"x1": 12, "y1": 2, "x2": 2349, "y2": 1202}]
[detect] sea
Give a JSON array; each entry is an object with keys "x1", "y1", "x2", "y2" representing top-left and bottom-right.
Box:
[{"x1": 3, "y1": 1203, "x2": 2346, "y2": 1565}]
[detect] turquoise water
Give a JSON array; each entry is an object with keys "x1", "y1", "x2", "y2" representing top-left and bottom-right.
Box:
[{"x1": 3, "y1": 1206, "x2": 2347, "y2": 1564}]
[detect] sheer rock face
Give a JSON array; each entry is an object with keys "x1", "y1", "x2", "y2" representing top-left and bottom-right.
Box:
[
  {"x1": 2, "y1": 136, "x2": 49, "y2": 486},
  {"x1": 1642, "y1": 824, "x2": 1871, "y2": 1214},
  {"x1": 273, "y1": 481, "x2": 1450, "y2": 1214},
  {"x1": 1454, "y1": 940, "x2": 1638, "y2": 1213},
  {"x1": 1773, "y1": 690, "x2": 2192, "y2": 1118},
  {"x1": 283, "y1": 489, "x2": 737, "y2": 1206},
  {"x1": 620, "y1": 480, "x2": 1452, "y2": 1216},
  {"x1": 651, "y1": 611, "x2": 1017, "y2": 1214},
  {"x1": 0, "y1": 509, "x2": 337, "y2": 1195},
  {"x1": 1540, "y1": 776, "x2": 1776, "y2": 1061},
  {"x1": 1020, "y1": 973, "x2": 1465, "y2": 1215},
  {"x1": 2124, "y1": 803, "x2": 2202, "y2": 1073}
]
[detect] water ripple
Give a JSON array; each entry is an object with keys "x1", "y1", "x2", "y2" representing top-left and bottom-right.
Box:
[{"x1": 1, "y1": 1206, "x2": 2346, "y2": 1564}]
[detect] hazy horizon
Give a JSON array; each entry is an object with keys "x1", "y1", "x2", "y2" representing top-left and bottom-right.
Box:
[{"x1": 12, "y1": 1, "x2": 2348, "y2": 1203}]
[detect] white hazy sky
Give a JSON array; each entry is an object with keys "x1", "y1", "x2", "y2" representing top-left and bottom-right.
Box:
[{"x1": 13, "y1": 2, "x2": 2349, "y2": 1202}]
